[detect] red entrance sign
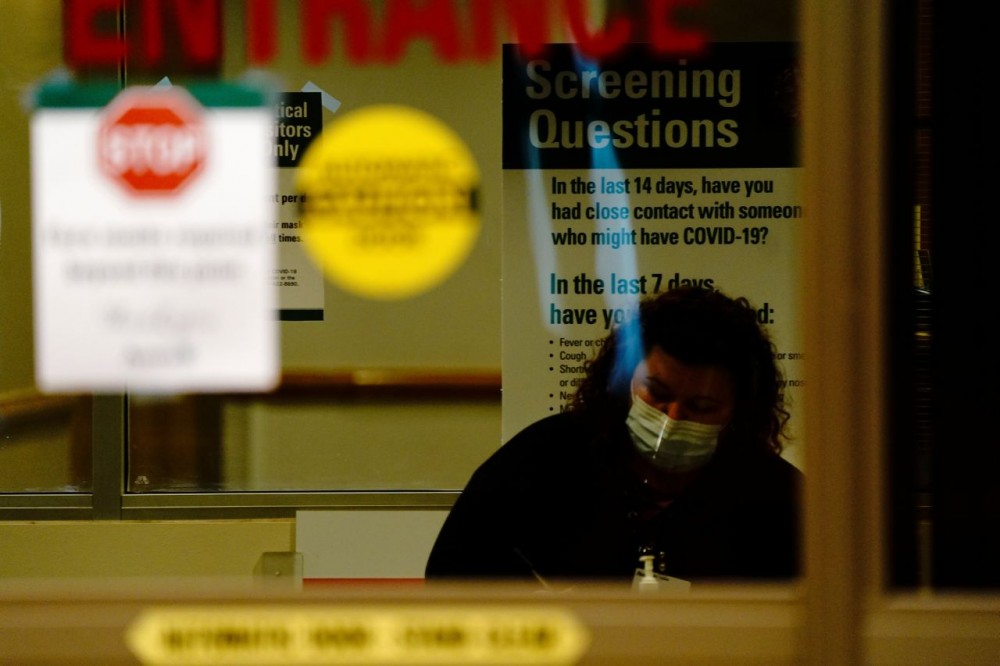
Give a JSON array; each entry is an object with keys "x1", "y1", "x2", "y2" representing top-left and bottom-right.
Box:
[{"x1": 98, "y1": 88, "x2": 206, "y2": 195}]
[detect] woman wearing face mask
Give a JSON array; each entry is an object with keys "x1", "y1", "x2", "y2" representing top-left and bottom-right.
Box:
[{"x1": 426, "y1": 286, "x2": 801, "y2": 584}]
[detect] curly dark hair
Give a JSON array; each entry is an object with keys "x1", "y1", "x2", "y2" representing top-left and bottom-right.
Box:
[{"x1": 571, "y1": 286, "x2": 789, "y2": 456}]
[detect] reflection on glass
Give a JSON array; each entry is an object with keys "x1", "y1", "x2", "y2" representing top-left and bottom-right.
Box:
[
  {"x1": 888, "y1": 0, "x2": 1000, "y2": 591},
  {"x1": 0, "y1": 394, "x2": 92, "y2": 493},
  {"x1": 0, "y1": 0, "x2": 92, "y2": 495},
  {"x1": 427, "y1": 288, "x2": 801, "y2": 585},
  {"x1": 127, "y1": 373, "x2": 501, "y2": 493}
]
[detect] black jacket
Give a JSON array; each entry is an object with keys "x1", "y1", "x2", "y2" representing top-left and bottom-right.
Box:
[{"x1": 426, "y1": 412, "x2": 801, "y2": 584}]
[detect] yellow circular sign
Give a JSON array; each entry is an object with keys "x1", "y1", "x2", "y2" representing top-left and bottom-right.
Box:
[{"x1": 296, "y1": 105, "x2": 481, "y2": 300}]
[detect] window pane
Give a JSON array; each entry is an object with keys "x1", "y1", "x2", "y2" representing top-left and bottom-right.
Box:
[
  {"x1": 889, "y1": 0, "x2": 1000, "y2": 590},
  {"x1": 123, "y1": 1, "x2": 800, "y2": 500},
  {"x1": 0, "y1": 0, "x2": 92, "y2": 494},
  {"x1": 125, "y1": 1, "x2": 503, "y2": 493},
  {"x1": 128, "y1": 390, "x2": 500, "y2": 492}
]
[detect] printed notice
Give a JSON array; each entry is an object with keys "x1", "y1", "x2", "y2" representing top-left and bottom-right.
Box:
[
  {"x1": 272, "y1": 91, "x2": 325, "y2": 320},
  {"x1": 31, "y1": 84, "x2": 278, "y2": 393},
  {"x1": 502, "y1": 43, "x2": 805, "y2": 465}
]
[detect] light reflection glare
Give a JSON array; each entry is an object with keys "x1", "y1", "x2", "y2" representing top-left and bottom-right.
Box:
[{"x1": 521, "y1": 46, "x2": 646, "y2": 394}]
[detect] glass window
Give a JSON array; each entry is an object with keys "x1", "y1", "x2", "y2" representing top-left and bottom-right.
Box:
[
  {"x1": 3, "y1": 2, "x2": 1000, "y2": 664},
  {"x1": 887, "y1": 0, "x2": 1000, "y2": 591},
  {"x1": 0, "y1": 0, "x2": 92, "y2": 496},
  {"x1": 123, "y1": 0, "x2": 505, "y2": 495}
]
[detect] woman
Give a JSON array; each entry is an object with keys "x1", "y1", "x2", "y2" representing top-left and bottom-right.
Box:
[{"x1": 426, "y1": 287, "x2": 801, "y2": 584}]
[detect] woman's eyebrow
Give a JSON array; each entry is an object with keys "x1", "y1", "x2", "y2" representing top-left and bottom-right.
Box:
[
  {"x1": 644, "y1": 376, "x2": 671, "y2": 390},
  {"x1": 646, "y1": 377, "x2": 723, "y2": 404}
]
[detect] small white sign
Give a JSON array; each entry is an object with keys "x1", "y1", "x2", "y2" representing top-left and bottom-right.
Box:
[{"x1": 31, "y1": 87, "x2": 278, "y2": 393}]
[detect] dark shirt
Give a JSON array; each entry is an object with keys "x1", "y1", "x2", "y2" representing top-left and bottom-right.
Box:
[{"x1": 426, "y1": 412, "x2": 801, "y2": 584}]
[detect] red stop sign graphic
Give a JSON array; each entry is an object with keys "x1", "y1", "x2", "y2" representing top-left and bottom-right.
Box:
[{"x1": 98, "y1": 88, "x2": 206, "y2": 195}]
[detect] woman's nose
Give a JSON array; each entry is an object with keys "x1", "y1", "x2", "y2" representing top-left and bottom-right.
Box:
[{"x1": 665, "y1": 403, "x2": 685, "y2": 421}]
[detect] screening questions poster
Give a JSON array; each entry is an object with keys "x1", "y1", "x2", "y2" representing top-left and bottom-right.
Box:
[{"x1": 501, "y1": 42, "x2": 805, "y2": 466}]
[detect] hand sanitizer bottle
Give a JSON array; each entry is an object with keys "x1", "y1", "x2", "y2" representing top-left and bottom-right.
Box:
[{"x1": 637, "y1": 554, "x2": 660, "y2": 593}]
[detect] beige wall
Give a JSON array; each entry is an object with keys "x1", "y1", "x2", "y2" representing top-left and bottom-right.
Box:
[
  {"x1": 0, "y1": 0, "x2": 60, "y2": 392},
  {"x1": 0, "y1": 520, "x2": 294, "y2": 578}
]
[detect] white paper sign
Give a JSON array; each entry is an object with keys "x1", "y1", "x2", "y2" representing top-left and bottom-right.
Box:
[
  {"x1": 272, "y1": 90, "x2": 326, "y2": 321},
  {"x1": 31, "y1": 86, "x2": 278, "y2": 393}
]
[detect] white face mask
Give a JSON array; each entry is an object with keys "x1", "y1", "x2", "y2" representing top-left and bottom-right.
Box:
[{"x1": 626, "y1": 393, "x2": 723, "y2": 472}]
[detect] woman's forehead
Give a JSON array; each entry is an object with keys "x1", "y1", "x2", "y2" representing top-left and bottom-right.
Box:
[{"x1": 638, "y1": 346, "x2": 734, "y2": 389}]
